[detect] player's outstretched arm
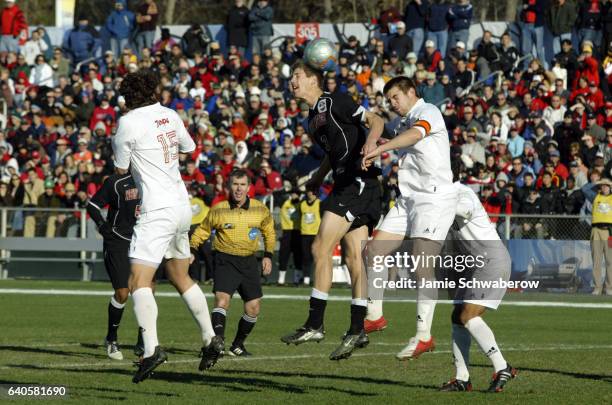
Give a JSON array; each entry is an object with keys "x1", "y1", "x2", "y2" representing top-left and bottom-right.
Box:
[
  {"x1": 361, "y1": 111, "x2": 385, "y2": 157},
  {"x1": 362, "y1": 128, "x2": 424, "y2": 169},
  {"x1": 189, "y1": 212, "x2": 213, "y2": 253}
]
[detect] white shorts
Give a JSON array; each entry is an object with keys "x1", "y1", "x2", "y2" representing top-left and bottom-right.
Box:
[
  {"x1": 378, "y1": 192, "x2": 457, "y2": 241},
  {"x1": 452, "y1": 242, "x2": 511, "y2": 310},
  {"x1": 129, "y1": 204, "x2": 192, "y2": 267}
]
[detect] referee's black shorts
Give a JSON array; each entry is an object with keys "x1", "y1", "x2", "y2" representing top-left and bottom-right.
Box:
[
  {"x1": 103, "y1": 240, "x2": 131, "y2": 290},
  {"x1": 323, "y1": 177, "x2": 382, "y2": 235},
  {"x1": 213, "y1": 251, "x2": 262, "y2": 302}
]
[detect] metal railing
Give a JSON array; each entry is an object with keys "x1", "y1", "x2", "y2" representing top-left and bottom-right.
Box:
[
  {"x1": 0, "y1": 206, "x2": 596, "y2": 281},
  {"x1": 0, "y1": 206, "x2": 96, "y2": 280},
  {"x1": 465, "y1": 70, "x2": 504, "y2": 94}
]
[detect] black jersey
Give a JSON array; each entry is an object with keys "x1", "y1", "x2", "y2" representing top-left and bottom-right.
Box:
[
  {"x1": 308, "y1": 91, "x2": 380, "y2": 185},
  {"x1": 87, "y1": 173, "x2": 140, "y2": 242}
]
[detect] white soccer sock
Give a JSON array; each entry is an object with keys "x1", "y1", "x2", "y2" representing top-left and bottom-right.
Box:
[
  {"x1": 464, "y1": 316, "x2": 507, "y2": 372},
  {"x1": 278, "y1": 270, "x2": 286, "y2": 284},
  {"x1": 366, "y1": 299, "x2": 383, "y2": 321},
  {"x1": 110, "y1": 296, "x2": 126, "y2": 309},
  {"x1": 415, "y1": 290, "x2": 437, "y2": 340},
  {"x1": 132, "y1": 287, "x2": 158, "y2": 358},
  {"x1": 181, "y1": 284, "x2": 215, "y2": 346},
  {"x1": 311, "y1": 288, "x2": 328, "y2": 300},
  {"x1": 452, "y1": 323, "x2": 472, "y2": 381},
  {"x1": 303, "y1": 276, "x2": 310, "y2": 285}
]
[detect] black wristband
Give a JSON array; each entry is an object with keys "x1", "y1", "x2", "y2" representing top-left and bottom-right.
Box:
[{"x1": 264, "y1": 251, "x2": 273, "y2": 259}]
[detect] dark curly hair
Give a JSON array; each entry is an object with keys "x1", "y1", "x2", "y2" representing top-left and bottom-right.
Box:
[{"x1": 120, "y1": 69, "x2": 160, "y2": 110}]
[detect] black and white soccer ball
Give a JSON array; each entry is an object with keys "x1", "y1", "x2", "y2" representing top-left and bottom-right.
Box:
[{"x1": 304, "y1": 38, "x2": 338, "y2": 72}]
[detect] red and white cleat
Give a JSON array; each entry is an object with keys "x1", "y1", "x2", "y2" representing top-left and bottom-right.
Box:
[
  {"x1": 396, "y1": 336, "x2": 435, "y2": 360},
  {"x1": 364, "y1": 316, "x2": 388, "y2": 334}
]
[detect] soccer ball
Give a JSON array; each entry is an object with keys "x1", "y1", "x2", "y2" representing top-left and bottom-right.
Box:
[{"x1": 304, "y1": 38, "x2": 338, "y2": 72}]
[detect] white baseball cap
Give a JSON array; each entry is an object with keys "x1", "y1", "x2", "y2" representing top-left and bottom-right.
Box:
[
  {"x1": 425, "y1": 40, "x2": 435, "y2": 48},
  {"x1": 456, "y1": 41, "x2": 466, "y2": 49},
  {"x1": 396, "y1": 21, "x2": 405, "y2": 29}
]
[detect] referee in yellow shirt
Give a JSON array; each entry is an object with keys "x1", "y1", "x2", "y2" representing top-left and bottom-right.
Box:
[{"x1": 190, "y1": 169, "x2": 276, "y2": 357}]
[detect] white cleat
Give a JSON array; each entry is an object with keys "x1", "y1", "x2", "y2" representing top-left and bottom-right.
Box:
[
  {"x1": 105, "y1": 340, "x2": 124, "y2": 360},
  {"x1": 395, "y1": 336, "x2": 435, "y2": 361}
]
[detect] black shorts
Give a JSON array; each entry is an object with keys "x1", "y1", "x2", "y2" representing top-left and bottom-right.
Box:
[
  {"x1": 322, "y1": 177, "x2": 382, "y2": 235},
  {"x1": 213, "y1": 252, "x2": 262, "y2": 302},
  {"x1": 103, "y1": 240, "x2": 131, "y2": 290}
]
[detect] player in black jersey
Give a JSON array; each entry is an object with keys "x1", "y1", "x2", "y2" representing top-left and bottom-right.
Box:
[
  {"x1": 87, "y1": 172, "x2": 142, "y2": 360},
  {"x1": 281, "y1": 61, "x2": 385, "y2": 360}
]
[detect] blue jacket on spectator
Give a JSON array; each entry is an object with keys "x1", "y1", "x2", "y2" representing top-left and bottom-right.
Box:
[
  {"x1": 428, "y1": 3, "x2": 450, "y2": 32},
  {"x1": 403, "y1": 0, "x2": 429, "y2": 30},
  {"x1": 105, "y1": 1, "x2": 135, "y2": 40},
  {"x1": 447, "y1": 3, "x2": 473, "y2": 31},
  {"x1": 249, "y1": 3, "x2": 274, "y2": 37},
  {"x1": 63, "y1": 24, "x2": 100, "y2": 63}
]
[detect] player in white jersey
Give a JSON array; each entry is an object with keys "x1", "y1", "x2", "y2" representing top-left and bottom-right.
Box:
[
  {"x1": 112, "y1": 70, "x2": 220, "y2": 383},
  {"x1": 442, "y1": 182, "x2": 517, "y2": 392},
  {"x1": 361, "y1": 76, "x2": 458, "y2": 360}
]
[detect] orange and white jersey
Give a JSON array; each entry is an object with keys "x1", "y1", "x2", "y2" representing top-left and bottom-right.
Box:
[
  {"x1": 394, "y1": 98, "x2": 453, "y2": 196},
  {"x1": 112, "y1": 102, "x2": 195, "y2": 213}
]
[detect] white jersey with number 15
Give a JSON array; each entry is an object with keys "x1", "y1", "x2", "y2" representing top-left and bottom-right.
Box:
[{"x1": 112, "y1": 102, "x2": 195, "y2": 213}]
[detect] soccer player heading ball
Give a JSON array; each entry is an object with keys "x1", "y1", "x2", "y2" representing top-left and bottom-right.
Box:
[
  {"x1": 280, "y1": 38, "x2": 386, "y2": 360},
  {"x1": 113, "y1": 69, "x2": 220, "y2": 383}
]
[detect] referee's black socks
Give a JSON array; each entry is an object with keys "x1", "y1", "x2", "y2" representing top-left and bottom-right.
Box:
[
  {"x1": 211, "y1": 307, "x2": 227, "y2": 338},
  {"x1": 106, "y1": 296, "x2": 125, "y2": 342},
  {"x1": 349, "y1": 299, "x2": 368, "y2": 335},
  {"x1": 233, "y1": 314, "x2": 257, "y2": 347},
  {"x1": 305, "y1": 289, "x2": 328, "y2": 329}
]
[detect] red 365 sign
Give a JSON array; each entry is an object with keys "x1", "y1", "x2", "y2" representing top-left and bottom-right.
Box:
[{"x1": 296, "y1": 23, "x2": 320, "y2": 45}]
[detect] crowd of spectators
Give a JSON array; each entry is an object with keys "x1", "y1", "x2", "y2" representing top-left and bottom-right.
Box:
[{"x1": 0, "y1": 0, "x2": 610, "y2": 240}]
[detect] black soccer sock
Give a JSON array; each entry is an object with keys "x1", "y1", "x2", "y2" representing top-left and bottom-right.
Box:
[
  {"x1": 349, "y1": 300, "x2": 367, "y2": 335},
  {"x1": 211, "y1": 307, "x2": 227, "y2": 338},
  {"x1": 106, "y1": 296, "x2": 125, "y2": 342},
  {"x1": 232, "y1": 314, "x2": 257, "y2": 347},
  {"x1": 304, "y1": 289, "x2": 328, "y2": 329},
  {"x1": 136, "y1": 327, "x2": 144, "y2": 348}
]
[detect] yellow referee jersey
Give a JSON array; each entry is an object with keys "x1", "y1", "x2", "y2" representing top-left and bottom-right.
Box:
[
  {"x1": 592, "y1": 194, "x2": 612, "y2": 225},
  {"x1": 280, "y1": 198, "x2": 301, "y2": 230},
  {"x1": 190, "y1": 197, "x2": 276, "y2": 258},
  {"x1": 300, "y1": 198, "x2": 321, "y2": 236}
]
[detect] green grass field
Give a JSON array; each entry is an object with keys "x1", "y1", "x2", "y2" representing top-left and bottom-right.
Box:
[{"x1": 1, "y1": 280, "x2": 611, "y2": 404}]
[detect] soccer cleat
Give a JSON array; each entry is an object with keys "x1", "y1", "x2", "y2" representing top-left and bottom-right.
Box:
[
  {"x1": 439, "y1": 378, "x2": 473, "y2": 392},
  {"x1": 396, "y1": 336, "x2": 435, "y2": 360},
  {"x1": 487, "y1": 364, "x2": 517, "y2": 393},
  {"x1": 105, "y1": 340, "x2": 124, "y2": 360},
  {"x1": 228, "y1": 344, "x2": 252, "y2": 357},
  {"x1": 364, "y1": 316, "x2": 388, "y2": 334},
  {"x1": 199, "y1": 335, "x2": 224, "y2": 371},
  {"x1": 329, "y1": 330, "x2": 369, "y2": 361},
  {"x1": 281, "y1": 325, "x2": 325, "y2": 345},
  {"x1": 132, "y1": 346, "x2": 167, "y2": 384}
]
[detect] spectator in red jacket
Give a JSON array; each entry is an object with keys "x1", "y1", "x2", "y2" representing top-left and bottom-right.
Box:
[
  {"x1": 586, "y1": 81, "x2": 604, "y2": 111},
  {"x1": 549, "y1": 149, "x2": 569, "y2": 180},
  {"x1": 423, "y1": 40, "x2": 442, "y2": 72},
  {"x1": 0, "y1": 0, "x2": 27, "y2": 54},
  {"x1": 572, "y1": 44, "x2": 599, "y2": 90},
  {"x1": 89, "y1": 96, "x2": 116, "y2": 130},
  {"x1": 182, "y1": 160, "x2": 206, "y2": 185}
]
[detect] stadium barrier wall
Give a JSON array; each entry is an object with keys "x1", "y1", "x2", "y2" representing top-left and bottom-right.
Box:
[
  {"x1": 35, "y1": 21, "x2": 545, "y2": 60},
  {"x1": 0, "y1": 207, "x2": 603, "y2": 292}
]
